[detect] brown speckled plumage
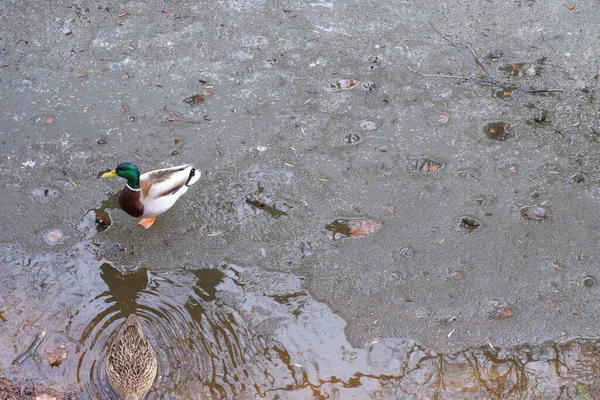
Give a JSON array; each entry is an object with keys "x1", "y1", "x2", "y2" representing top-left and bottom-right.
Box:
[{"x1": 106, "y1": 315, "x2": 157, "y2": 400}]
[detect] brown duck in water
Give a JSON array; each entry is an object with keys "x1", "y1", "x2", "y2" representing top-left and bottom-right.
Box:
[{"x1": 106, "y1": 314, "x2": 158, "y2": 400}]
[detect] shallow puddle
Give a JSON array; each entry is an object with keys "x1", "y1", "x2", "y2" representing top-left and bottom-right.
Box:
[{"x1": 1, "y1": 228, "x2": 600, "y2": 398}]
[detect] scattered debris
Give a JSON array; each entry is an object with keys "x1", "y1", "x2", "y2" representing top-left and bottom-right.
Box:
[
  {"x1": 437, "y1": 111, "x2": 450, "y2": 124},
  {"x1": 95, "y1": 211, "x2": 111, "y2": 231},
  {"x1": 494, "y1": 87, "x2": 513, "y2": 98},
  {"x1": 407, "y1": 157, "x2": 443, "y2": 173},
  {"x1": 400, "y1": 24, "x2": 562, "y2": 95},
  {"x1": 45, "y1": 343, "x2": 68, "y2": 368},
  {"x1": 167, "y1": 112, "x2": 180, "y2": 121},
  {"x1": 246, "y1": 197, "x2": 288, "y2": 218},
  {"x1": 183, "y1": 94, "x2": 205, "y2": 104},
  {"x1": 500, "y1": 63, "x2": 538, "y2": 77},
  {"x1": 533, "y1": 110, "x2": 548, "y2": 123},
  {"x1": 553, "y1": 263, "x2": 564, "y2": 271},
  {"x1": 490, "y1": 304, "x2": 515, "y2": 319},
  {"x1": 399, "y1": 246, "x2": 415, "y2": 257},
  {"x1": 343, "y1": 133, "x2": 361, "y2": 144},
  {"x1": 485, "y1": 122, "x2": 514, "y2": 141},
  {"x1": 332, "y1": 78, "x2": 360, "y2": 90},
  {"x1": 43, "y1": 229, "x2": 66, "y2": 246},
  {"x1": 14, "y1": 331, "x2": 46, "y2": 365},
  {"x1": 325, "y1": 219, "x2": 383, "y2": 240},
  {"x1": 452, "y1": 271, "x2": 464, "y2": 280},
  {"x1": 460, "y1": 217, "x2": 481, "y2": 232},
  {"x1": 521, "y1": 206, "x2": 549, "y2": 221}
]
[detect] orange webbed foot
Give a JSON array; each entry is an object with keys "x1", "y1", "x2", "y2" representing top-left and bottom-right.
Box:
[{"x1": 138, "y1": 216, "x2": 157, "y2": 229}]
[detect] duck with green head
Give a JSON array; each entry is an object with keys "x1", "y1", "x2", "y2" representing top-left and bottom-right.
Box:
[{"x1": 102, "y1": 162, "x2": 200, "y2": 229}]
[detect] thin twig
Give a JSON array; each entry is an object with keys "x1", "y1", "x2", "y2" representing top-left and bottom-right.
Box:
[
  {"x1": 400, "y1": 63, "x2": 469, "y2": 80},
  {"x1": 429, "y1": 22, "x2": 493, "y2": 80},
  {"x1": 518, "y1": 88, "x2": 563, "y2": 94},
  {"x1": 400, "y1": 23, "x2": 563, "y2": 95}
]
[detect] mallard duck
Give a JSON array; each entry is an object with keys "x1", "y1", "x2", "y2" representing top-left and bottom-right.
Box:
[
  {"x1": 106, "y1": 314, "x2": 158, "y2": 400},
  {"x1": 102, "y1": 162, "x2": 200, "y2": 229}
]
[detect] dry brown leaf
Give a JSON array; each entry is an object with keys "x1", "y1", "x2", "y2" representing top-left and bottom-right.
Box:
[
  {"x1": 348, "y1": 219, "x2": 383, "y2": 238},
  {"x1": 437, "y1": 111, "x2": 450, "y2": 124},
  {"x1": 335, "y1": 78, "x2": 360, "y2": 90}
]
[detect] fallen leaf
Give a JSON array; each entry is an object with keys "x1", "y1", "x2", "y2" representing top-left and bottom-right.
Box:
[
  {"x1": 496, "y1": 305, "x2": 514, "y2": 318},
  {"x1": 349, "y1": 219, "x2": 382, "y2": 238},
  {"x1": 553, "y1": 263, "x2": 564, "y2": 271},
  {"x1": 325, "y1": 219, "x2": 382, "y2": 240},
  {"x1": 452, "y1": 271, "x2": 464, "y2": 280},
  {"x1": 437, "y1": 111, "x2": 450, "y2": 124},
  {"x1": 334, "y1": 78, "x2": 360, "y2": 90},
  {"x1": 183, "y1": 94, "x2": 205, "y2": 104},
  {"x1": 521, "y1": 206, "x2": 549, "y2": 221},
  {"x1": 167, "y1": 112, "x2": 180, "y2": 121},
  {"x1": 407, "y1": 157, "x2": 443, "y2": 173}
]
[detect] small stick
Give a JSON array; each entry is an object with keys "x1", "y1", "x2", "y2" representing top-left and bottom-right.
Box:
[
  {"x1": 400, "y1": 63, "x2": 468, "y2": 80},
  {"x1": 429, "y1": 22, "x2": 493, "y2": 80},
  {"x1": 518, "y1": 88, "x2": 563, "y2": 94},
  {"x1": 529, "y1": 177, "x2": 544, "y2": 189}
]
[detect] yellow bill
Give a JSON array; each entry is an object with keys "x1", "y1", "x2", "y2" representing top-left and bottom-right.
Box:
[{"x1": 101, "y1": 170, "x2": 118, "y2": 178}]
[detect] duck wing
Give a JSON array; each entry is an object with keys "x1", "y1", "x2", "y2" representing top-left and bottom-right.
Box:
[{"x1": 140, "y1": 164, "x2": 194, "y2": 199}]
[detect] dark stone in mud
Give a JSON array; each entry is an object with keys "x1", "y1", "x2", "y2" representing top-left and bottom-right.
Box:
[
  {"x1": 484, "y1": 122, "x2": 514, "y2": 141},
  {"x1": 460, "y1": 216, "x2": 481, "y2": 232}
]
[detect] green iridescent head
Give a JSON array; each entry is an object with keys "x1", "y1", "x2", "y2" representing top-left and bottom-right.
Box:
[{"x1": 102, "y1": 162, "x2": 140, "y2": 189}]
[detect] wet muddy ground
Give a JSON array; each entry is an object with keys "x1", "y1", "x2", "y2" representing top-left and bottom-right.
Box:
[{"x1": 2, "y1": 0, "x2": 600, "y2": 398}]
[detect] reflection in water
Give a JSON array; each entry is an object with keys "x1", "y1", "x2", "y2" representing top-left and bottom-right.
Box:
[{"x1": 1, "y1": 242, "x2": 600, "y2": 399}]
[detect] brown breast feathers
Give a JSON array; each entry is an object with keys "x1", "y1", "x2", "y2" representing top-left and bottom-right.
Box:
[{"x1": 119, "y1": 187, "x2": 144, "y2": 217}]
